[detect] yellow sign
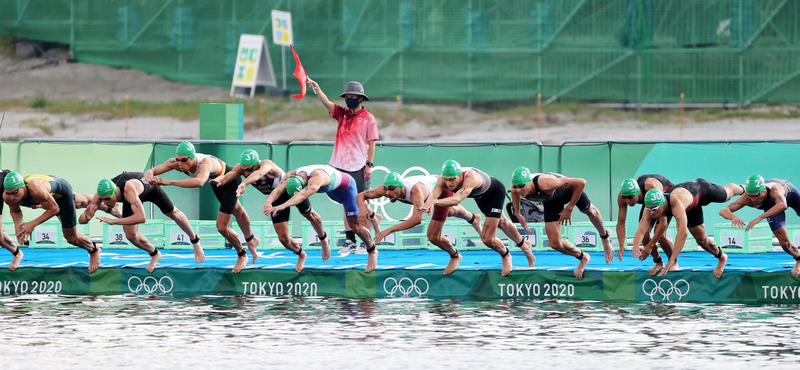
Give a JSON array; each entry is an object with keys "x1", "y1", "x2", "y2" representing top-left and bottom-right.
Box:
[
  {"x1": 271, "y1": 10, "x2": 293, "y2": 46},
  {"x1": 230, "y1": 34, "x2": 276, "y2": 98}
]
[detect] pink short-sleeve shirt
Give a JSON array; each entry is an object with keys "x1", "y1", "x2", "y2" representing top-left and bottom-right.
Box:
[{"x1": 329, "y1": 104, "x2": 379, "y2": 171}]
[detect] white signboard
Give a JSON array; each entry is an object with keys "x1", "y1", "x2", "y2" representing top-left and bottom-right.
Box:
[
  {"x1": 577, "y1": 234, "x2": 597, "y2": 247},
  {"x1": 722, "y1": 236, "x2": 743, "y2": 248},
  {"x1": 171, "y1": 231, "x2": 191, "y2": 246},
  {"x1": 271, "y1": 10, "x2": 293, "y2": 46},
  {"x1": 377, "y1": 233, "x2": 396, "y2": 245},
  {"x1": 230, "y1": 34, "x2": 277, "y2": 98},
  {"x1": 35, "y1": 230, "x2": 56, "y2": 245},
  {"x1": 110, "y1": 230, "x2": 130, "y2": 245}
]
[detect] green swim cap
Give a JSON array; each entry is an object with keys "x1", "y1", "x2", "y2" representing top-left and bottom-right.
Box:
[
  {"x1": 3, "y1": 171, "x2": 24, "y2": 190},
  {"x1": 97, "y1": 179, "x2": 117, "y2": 197},
  {"x1": 286, "y1": 176, "x2": 306, "y2": 196},
  {"x1": 745, "y1": 174, "x2": 765, "y2": 194},
  {"x1": 644, "y1": 189, "x2": 665, "y2": 208},
  {"x1": 383, "y1": 172, "x2": 404, "y2": 189},
  {"x1": 240, "y1": 149, "x2": 260, "y2": 167},
  {"x1": 176, "y1": 141, "x2": 196, "y2": 159},
  {"x1": 441, "y1": 160, "x2": 462, "y2": 177},
  {"x1": 620, "y1": 178, "x2": 641, "y2": 196},
  {"x1": 511, "y1": 167, "x2": 532, "y2": 187}
]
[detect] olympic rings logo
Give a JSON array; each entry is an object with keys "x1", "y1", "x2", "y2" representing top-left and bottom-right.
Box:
[
  {"x1": 369, "y1": 166, "x2": 431, "y2": 222},
  {"x1": 127, "y1": 276, "x2": 174, "y2": 294},
  {"x1": 642, "y1": 278, "x2": 690, "y2": 301},
  {"x1": 383, "y1": 277, "x2": 430, "y2": 297}
]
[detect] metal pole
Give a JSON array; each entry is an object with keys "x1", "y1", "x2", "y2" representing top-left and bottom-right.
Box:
[
  {"x1": 70, "y1": 0, "x2": 74, "y2": 47},
  {"x1": 396, "y1": 95, "x2": 402, "y2": 139},
  {"x1": 467, "y1": 0, "x2": 473, "y2": 110},
  {"x1": 739, "y1": 54, "x2": 743, "y2": 105},
  {"x1": 260, "y1": 98, "x2": 266, "y2": 139},
  {"x1": 124, "y1": 0, "x2": 128, "y2": 42},
  {"x1": 738, "y1": 0, "x2": 743, "y2": 103},
  {"x1": 537, "y1": 2, "x2": 542, "y2": 94},
  {"x1": 125, "y1": 95, "x2": 129, "y2": 139},
  {"x1": 680, "y1": 93, "x2": 684, "y2": 139},
  {"x1": 537, "y1": 93, "x2": 542, "y2": 142},
  {"x1": 282, "y1": 45, "x2": 287, "y2": 90},
  {"x1": 637, "y1": 54, "x2": 642, "y2": 113},
  {"x1": 178, "y1": 0, "x2": 183, "y2": 76}
]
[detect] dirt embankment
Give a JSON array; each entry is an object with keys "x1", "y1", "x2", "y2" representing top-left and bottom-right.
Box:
[{"x1": 2, "y1": 53, "x2": 800, "y2": 143}]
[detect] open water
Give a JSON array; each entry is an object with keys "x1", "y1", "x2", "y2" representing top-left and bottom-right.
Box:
[{"x1": 1, "y1": 295, "x2": 799, "y2": 369}]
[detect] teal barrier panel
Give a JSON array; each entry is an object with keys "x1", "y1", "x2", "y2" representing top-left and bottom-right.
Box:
[
  {"x1": 610, "y1": 143, "x2": 657, "y2": 237},
  {"x1": 270, "y1": 144, "x2": 289, "y2": 171},
  {"x1": 7, "y1": 139, "x2": 800, "y2": 242},
  {"x1": 16, "y1": 142, "x2": 154, "y2": 193},
  {"x1": 0, "y1": 142, "x2": 21, "y2": 171},
  {"x1": 541, "y1": 146, "x2": 560, "y2": 172},
  {"x1": 559, "y1": 143, "x2": 612, "y2": 223},
  {"x1": 285, "y1": 142, "x2": 334, "y2": 171}
]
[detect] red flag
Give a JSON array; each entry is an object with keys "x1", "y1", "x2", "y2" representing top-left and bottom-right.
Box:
[{"x1": 290, "y1": 45, "x2": 308, "y2": 99}]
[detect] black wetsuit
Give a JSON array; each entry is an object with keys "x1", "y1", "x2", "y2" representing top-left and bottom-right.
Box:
[
  {"x1": 178, "y1": 153, "x2": 241, "y2": 215},
  {"x1": 452, "y1": 167, "x2": 506, "y2": 218},
  {"x1": 526, "y1": 173, "x2": 592, "y2": 223},
  {"x1": 111, "y1": 172, "x2": 175, "y2": 217},
  {"x1": 663, "y1": 178, "x2": 728, "y2": 228},
  {"x1": 19, "y1": 174, "x2": 78, "y2": 228}
]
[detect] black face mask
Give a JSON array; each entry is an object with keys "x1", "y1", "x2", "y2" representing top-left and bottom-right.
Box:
[{"x1": 345, "y1": 98, "x2": 361, "y2": 110}]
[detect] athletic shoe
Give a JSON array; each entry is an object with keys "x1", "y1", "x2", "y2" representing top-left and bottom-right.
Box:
[
  {"x1": 339, "y1": 240, "x2": 357, "y2": 256},
  {"x1": 353, "y1": 242, "x2": 369, "y2": 254}
]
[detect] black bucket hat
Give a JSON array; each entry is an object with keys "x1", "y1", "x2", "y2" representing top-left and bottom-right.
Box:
[{"x1": 340, "y1": 81, "x2": 370, "y2": 101}]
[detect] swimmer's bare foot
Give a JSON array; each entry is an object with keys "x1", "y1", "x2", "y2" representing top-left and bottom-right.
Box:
[
  {"x1": 470, "y1": 213, "x2": 482, "y2": 233},
  {"x1": 648, "y1": 261, "x2": 664, "y2": 276},
  {"x1": 521, "y1": 240, "x2": 536, "y2": 267},
  {"x1": 573, "y1": 252, "x2": 591, "y2": 280},
  {"x1": 247, "y1": 236, "x2": 260, "y2": 264},
  {"x1": 444, "y1": 252, "x2": 462, "y2": 275},
  {"x1": 602, "y1": 233, "x2": 614, "y2": 264},
  {"x1": 320, "y1": 237, "x2": 331, "y2": 261},
  {"x1": 192, "y1": 241, "x2": 206, "y2": 264},
  {"x1": 670, "y1": 263, "x2": 680, "y2": 272},
  {"x1": 232, "y1": 255, "x2": 248, "y2": 273},
  {"x1": 792, "y1": 261, "x2": 800, "y2": 278},
  {"x1": 88, "y1": 246, "x2": 102, "y2": 273},
  {"x1": 713, "y1": 252, "x2": 727, "y2": 278},
  {"x1": 295, "y1": 250, "x2": 307, "y2": 273},
  {"x1": 146, "y1": 250, "x2": 162, "y2": 273},
  {"x1": 8, "y1": 248, "x2": 23, "y2": 271},
  {"x1": 365, "y1": 248, "x2": 378, "y2": 273},
  {"x1": 501, "y1": 253, "x2": 513, "y2": 277}
]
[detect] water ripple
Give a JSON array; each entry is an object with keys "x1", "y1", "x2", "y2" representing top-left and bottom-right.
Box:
[{"x1": 1, "y1": 295, "x2": 799, "y2": 369}]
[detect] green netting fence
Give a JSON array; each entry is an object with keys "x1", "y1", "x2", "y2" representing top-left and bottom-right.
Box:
[{"x1": 2, "y1": 0, "x2": 799, "y2": 103}]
